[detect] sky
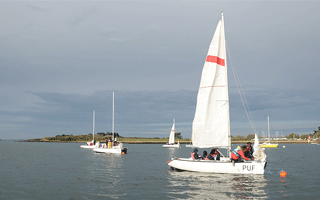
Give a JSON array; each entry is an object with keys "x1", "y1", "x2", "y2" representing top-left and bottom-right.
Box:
[{"x1": 1, "y1": 1, "x2": 320, "y2": 140}]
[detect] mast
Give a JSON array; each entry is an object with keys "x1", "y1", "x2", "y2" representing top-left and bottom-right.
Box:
[
  {"x1": 222, "y1": 11, "x2": 231, "y2": 157},
  {"x1": 267, "y1": 116, "x2": 270, "y2": 142},
  {"x1": 112, "y1": 92, "x2": 115, "y2": 142},
  {"x1": 93, "y1": 110, "x2": 95, "y2": 142}
]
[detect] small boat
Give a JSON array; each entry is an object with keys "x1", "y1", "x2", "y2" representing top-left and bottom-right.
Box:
[
  {"x1": 185, "y1": 143, "x2": 193, "y2": 147},
  {"x1": 93, "y1": 92, "x2": 128, "y2": 154},
  {"x1": 260, "y1": 116, "x2": 278, "y2": 148},
  {"x1": 167, "y1": 12, "x2": 267, "y2": 174},
  {"x1": 80, "y1": 111, "x2": 100, "y2": 149},
  {"x1": 162, "y1": 118, "x2": 180, "y2": 148}
]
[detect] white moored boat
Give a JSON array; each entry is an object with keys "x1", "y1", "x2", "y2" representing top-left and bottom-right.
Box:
[
  {"x1": 167, "y1": 12, "x2": 267, "y2": 174},
  {"x1": 93, "y1": 92, "x2": 128, "y2": 154},
  {"x1": 80, "y1": 111, "x2": 100, "y2": 149},
  {"x1": 162, "y1": 118, "x2": 180, "y2": 148}
]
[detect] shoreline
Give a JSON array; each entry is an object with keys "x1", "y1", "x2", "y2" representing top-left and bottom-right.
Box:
[{"x1": 21, "y1": 139, "x2": 317, "y2": 144}]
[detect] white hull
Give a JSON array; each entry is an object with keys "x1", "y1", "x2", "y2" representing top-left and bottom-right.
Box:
[
  {"x1": 167, "y1": 158, "x2": 266, "y2": 175},
  {"x1": 93, "y1": 143, "x2": 128, "y2": 154},
  {"x1": 80, "y1": 141, "x2": 100, "y2": 149},
  {"x1": 80, "y1": 145, "x2": 96, "y2": 149},
  {"x1": 162, "y1": 143, "x2": 180, "y2": 148},
  {"x1": 93, "y1": 147, "x2": 124, "y2": 154}
]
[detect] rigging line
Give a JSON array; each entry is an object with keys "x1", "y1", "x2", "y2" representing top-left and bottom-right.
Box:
[{"x1": 226, "y1": 41, "x2": 257, "y2": 134}]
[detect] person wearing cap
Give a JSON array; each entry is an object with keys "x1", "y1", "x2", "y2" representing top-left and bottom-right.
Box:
[
  {"x1": 244, "y1": 142, "x2": 253, "y2": 159},
  {"x1": 231, "y1": 145, "x2": 251, "y2": 163},
  {"x1": 191, "y1": 148, "x2": 199, "y2": 159}
]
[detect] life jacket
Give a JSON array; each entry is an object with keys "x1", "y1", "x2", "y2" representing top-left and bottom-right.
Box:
[
  {"x1": 232, "y1": 147, "x2": 241, "y2": 157},
  {"x1": 204, "y1": 155, "x2": 211, "y2": 160},
  {"x1": 191, "y1": 152, "x2": 198, "y2": 159}
]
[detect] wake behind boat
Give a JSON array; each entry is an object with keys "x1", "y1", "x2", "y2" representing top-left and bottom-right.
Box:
[
  {"x1": 93, "y1": 92, "x2": 128, "y2": 154},
  {"x1": 162, "y1": 118, "x2": 180, "y2": 148},
  {"x1": 167, "y1": 12, "x2": 267, "y2": 174}
]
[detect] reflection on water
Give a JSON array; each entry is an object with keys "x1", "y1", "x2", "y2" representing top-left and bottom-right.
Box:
[
  {"x1": 83, "y1": 153, "x2": 126, "y2": 199},
  {"x1": 279, "y1": 177, "x2": 288, "y2": 198},
  {"x1": 167, "y1": 148, "x2": 179, "y2": 159},
  {"x1": 167, "y1": 171, "x2": 267, "y2": 199}
]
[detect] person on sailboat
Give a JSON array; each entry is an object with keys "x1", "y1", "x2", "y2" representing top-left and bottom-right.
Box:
[
  {"x1": 205, "y1": 149, "x2": 220, "y2": 160},
  {"x1": 244, "y1": 142, "x2": 253, "y2": 159},
  {"x1": 231, "y1": 145, "x2": 251, "y2": 163},
  {"x1": 191, "y1": 148, "x2": 199, "y2": 159},
  {"x1": 201, "y1": 151, "x2": 208, "y2": 160}
]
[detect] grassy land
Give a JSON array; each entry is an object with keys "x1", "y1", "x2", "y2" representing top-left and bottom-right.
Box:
[{"x1": 25, "y1": 135, "x2": 318, "y2": 144}]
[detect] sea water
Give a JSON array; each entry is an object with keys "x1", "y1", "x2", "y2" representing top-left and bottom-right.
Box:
[{"x1": 0, "y1": 141, "x2": 319, "y2": 199}]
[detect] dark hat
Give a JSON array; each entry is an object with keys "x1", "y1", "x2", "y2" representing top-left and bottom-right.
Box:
[
  {"x1": 210, "y1": 149, "x2": 216, "y2": 154},
  {"x1": 242, "y1": 145, "x2": 247, "y2": 149},
  {"x1": 193, "y1": 148, "x2": 198, "y2": 152}
]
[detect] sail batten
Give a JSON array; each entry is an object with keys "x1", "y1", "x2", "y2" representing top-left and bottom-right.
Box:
[{"x1": 192, "y1": 13, "x2": 230, "y2": 149}]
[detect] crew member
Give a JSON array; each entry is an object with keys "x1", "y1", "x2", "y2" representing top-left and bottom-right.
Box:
[
  {"x1": 244, "y1": 142, "x2": 253, "y2": 159},
  {"x1": 231, "y1": 145, "x2": 251, "y2": 162},
  {"x1": 206, "y1": 149, "x2": 220, "y2": 160},
  {"x1": 201, "y1": 151, "x2": 208, "y2": 160},
  {"x1": 191, "y1": 148, "x2": 199, "y2": 159}
]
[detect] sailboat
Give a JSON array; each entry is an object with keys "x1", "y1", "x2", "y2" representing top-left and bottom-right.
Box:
[
  {"x1": 80, "y1": 111, "x2": 100, "y2": 149},
  {"x1": 260, "y1": 116, "x2": 278, "y2": 148},
  {"x1": 93, "y1": 92, "x2": 128, "y2": 154},
  {"x1": 162, "y1": 118, "x2": 180, "y2": 148},
  {"x1": 166, "y1": 12, "x2": 267, "y2": 174}
]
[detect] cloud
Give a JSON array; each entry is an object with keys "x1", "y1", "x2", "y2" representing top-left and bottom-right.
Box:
[
  {"x1": 1, "y1": 87, "x2": 319, "y2": 139},
  {"x1": 1, "y1": 1, "x2": 320, "y2": 140}
]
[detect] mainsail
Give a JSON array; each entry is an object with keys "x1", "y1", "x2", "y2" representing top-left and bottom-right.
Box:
[
  {"x1": 168, "y1": 118, "x2": 175, "y2": 144},
  {"x1": 192, "y1": 13, "x2": 230, "y2": 148}
]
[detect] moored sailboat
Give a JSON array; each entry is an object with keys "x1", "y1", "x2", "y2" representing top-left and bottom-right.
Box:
[
  {"x1": 260, "y1": 116, "x2": 278, "y2": 148},
  {"x1": 80, "y1": 111, "x2": 100, "y2": 149},
  {"x1": 162, "y1": 118, "x2": 180, "y2": 148},
  {"x1": 166, "y1": 12, "x2": 267, "y2": 174},
  {"x1": 93, "y1": 92, "x2": 128, "y2": 154}
]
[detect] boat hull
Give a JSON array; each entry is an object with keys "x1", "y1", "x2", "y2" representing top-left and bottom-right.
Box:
[
  {"x1": 162, "y1": 144, "x2": 180, "y2": 148},
  {"x1": 260, "y1": 143, "x2": 278, "y2": 148},
  {"x1": 80, "y1": 142, "x2": 100, "y2": 149},
  {"x1": 93, "y1": 147, "x2": 128, "y2": 154},
  {"x1": 167, "y1": 158, "x2": 266, "y2": 174},
  {"x1": 80, "y1": 145, "x2": 95, "y2": 149}
]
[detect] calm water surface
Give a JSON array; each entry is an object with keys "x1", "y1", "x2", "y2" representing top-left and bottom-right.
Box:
[{"x1": 0, "y1": 142, "x2": 319, "y2": 199}]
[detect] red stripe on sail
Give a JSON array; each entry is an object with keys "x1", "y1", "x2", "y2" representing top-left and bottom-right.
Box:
[{"x1": 206, "y1": 55, "x2": 225, "y2": 66}]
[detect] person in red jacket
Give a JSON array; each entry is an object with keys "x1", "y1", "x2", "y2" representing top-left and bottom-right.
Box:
[
  {"x1": 191, "y1": 148, "x2": 199, "y2": 159},
  {"x1": 231, "y1": 145, "x2": 251, "y2": 163}
]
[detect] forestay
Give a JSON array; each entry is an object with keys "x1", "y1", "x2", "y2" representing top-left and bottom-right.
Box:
[{"x1": 192, "y1": 14, "x2": 230, "y2": 148}]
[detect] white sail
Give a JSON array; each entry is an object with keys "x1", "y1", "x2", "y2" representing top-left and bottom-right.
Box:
[
  {"x1": 253, "y1": 133, "x2": 267, "y2": 162},
  {"x1": 168, "y1": 118, "x2": 175, "y2": 144},
  {"x1": 192, "y1": 13, "x2": 230, "y2": 148}
]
